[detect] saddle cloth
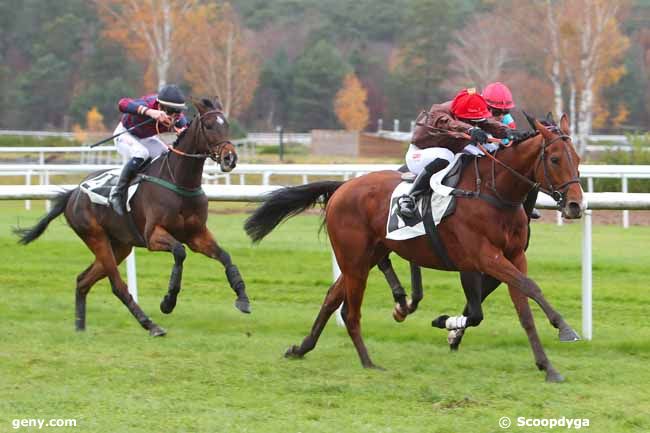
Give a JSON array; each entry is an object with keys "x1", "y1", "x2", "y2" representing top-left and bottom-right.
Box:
[
  {"x1": 386, "y1": 153, "x2": 465, "y2": 241},
  {"x1": 79, "y1": 169, "x2": 141, "y2": 212}
]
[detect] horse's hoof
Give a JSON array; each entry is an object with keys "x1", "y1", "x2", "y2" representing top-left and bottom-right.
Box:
[
  {"x1": 559, "y1": 327, "x2": 581, "y2": 342},
  {"x1": 432, "y1": 315, "x2": 449, "y2": 329},
  {"x1": 149, "y1": 326, "x2": 167, "y2": 337},
  {"x1": 160, "y1": 297, "x2": 177, "y2": 314},
  {"x1": 546, "y1": 370, "x2": 565, "y2": 383},
  {"x1": 235, "y1": 298, "x2": 251, "y2": 314},
  {"x1": 364, "y1": 363, "x2": 385, "y2": 371},
  {"x1": 392, "y1": 304, "x2": 407, "y2": 322},
  {"x1": 284, "y1": 345, "x2": 303, "y2": 359},
  {"x1": 447, "y1": 329, "x2": 464, "y2": 349}
]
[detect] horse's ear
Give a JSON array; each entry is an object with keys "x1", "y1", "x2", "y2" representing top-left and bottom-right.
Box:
[
  {"x1": 190, "y1": 96, "x2": 208, "y2": 115},
  {"x1": 534, "y1": 118, "x2": 554, "y2": 141},
  {"x1": 523, "y1": 111, "x2": 537, "y2": 131},
  {"x1": 546, "y1": 111, "x2": 556, "y2": 124},
  {"x1": 213, "y1": 96, "x2": 223, "y2": 112},
  {"x1": 559, "y1": 113, "x2": 570, "y2": 135}
]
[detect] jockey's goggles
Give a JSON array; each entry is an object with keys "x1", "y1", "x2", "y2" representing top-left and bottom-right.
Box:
[{"x1": 489, "y1": 107, "x2": 509, "y2": 116}]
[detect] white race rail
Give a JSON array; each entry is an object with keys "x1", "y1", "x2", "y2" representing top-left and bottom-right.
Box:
[
  {"x1": 2, "y1": 184, "x2": 650, "y2": 340},
  {"x1": 2, "y1": 163, "x2": 649, "y2": 229}
]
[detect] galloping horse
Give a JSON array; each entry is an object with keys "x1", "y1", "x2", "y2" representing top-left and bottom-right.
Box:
[
  {"x1": 245, "y1": 114, "x2": 583, "y2": 381},
  {"x1": 15, "y1": 98, "x2": 251, "y2": 336}
]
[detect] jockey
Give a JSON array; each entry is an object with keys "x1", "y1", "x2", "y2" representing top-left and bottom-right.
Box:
[
  {"x1": 483, "y1": 81, "x2": 517, "y2": 129},
  {"x1": 108, "y1": 84, "x2": 189, "y2": 216},
  {"x1": 397, "y1": 88, "x2": 509, "y2": 219},
  {"x1": 483, "y1": 82, "x2": 540, "y2": 219}
]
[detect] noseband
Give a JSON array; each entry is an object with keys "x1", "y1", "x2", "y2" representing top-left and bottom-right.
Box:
[{"x1": 165, "y1": 109, "x2": 233, "y2": 163}]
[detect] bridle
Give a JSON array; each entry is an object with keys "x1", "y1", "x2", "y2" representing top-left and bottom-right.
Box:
[
  {"x1": 162, "y1": 109, "x2": 234, "y2": 163},
  {"x1": 477, "y1": 133, "x2": 581, "y2": 209}
]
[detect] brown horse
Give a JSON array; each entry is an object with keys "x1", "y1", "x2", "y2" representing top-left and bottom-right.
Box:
[
  {"x1": 245, "y1": 114, "x2": 583, "y2": 381},
  {"x1": 15, "y1": 98, "x2": 250, "y2": 336}
]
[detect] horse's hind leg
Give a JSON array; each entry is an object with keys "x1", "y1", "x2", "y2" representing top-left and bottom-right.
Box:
[
  {"x1": 380, "y1": 260, "x2": 424, "y2": 322},
  {"x1": 377, "y1": 257, "x2": 409, "y2": 322},
  {"x1": 285, "y1": 276, "x2": 345, "y2": 359},
  {"x1": 86, "y1": 232, "x2": 165, "y2": 336},
  {"x1": 146, "y1": 226, "x2": 186, "y2": 314},
  {"x1": 342, "y1": 271, "x2": 380, "y2": 369},
  {"x1": 75, "y1": 261, "x2": 103, "y2": 331},
  {"x1": 187, "y1": 227, "x2": 251, "y2": 313}
]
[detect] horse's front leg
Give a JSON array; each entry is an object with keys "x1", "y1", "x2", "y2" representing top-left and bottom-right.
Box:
[
  {"x1": 485, "y1": 250, "x2": 580, "y2": 342},
  {"x1": 187, "y1": 227, "x2": 251, "y2": 313},
  {"x1": 147, "y1": 225, "x2": 186, "y2": 314},
  {"x1": 447, "y1": 272, "x2": 502, "y2": 351},
  {"x1": 481, "y1": 249, "x2": 577, "y2": 381},
  {"x1": 432, "y1": 271, "x2": 484, "y2": 332}
]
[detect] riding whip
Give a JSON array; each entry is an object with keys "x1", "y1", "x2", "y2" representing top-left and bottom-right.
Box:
[{"x1": 89, "y1": 118, "x2": 155, "y2": 148}]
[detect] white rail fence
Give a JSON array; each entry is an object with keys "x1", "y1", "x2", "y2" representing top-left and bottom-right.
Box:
[
  {"x1": 2, "y1": 184, "x2": 650, "y2": 341},
  {"x1": 1, "y1": 163, "x2": 648, "y2": 228}
]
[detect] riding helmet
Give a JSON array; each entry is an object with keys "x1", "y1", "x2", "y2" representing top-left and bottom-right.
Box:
[{"x1": 157, "y1": 84, "x2": 187, "y2": 110}]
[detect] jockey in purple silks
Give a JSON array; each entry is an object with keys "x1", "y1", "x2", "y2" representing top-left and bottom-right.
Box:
[{"x1": 109, "y1": 84, "x2": 189, "y2": 216}]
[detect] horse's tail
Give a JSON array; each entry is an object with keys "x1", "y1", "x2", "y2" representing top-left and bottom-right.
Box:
[
  {"x1": 244, "y1": 181, "x2": 344, "y2": 243},
  {"x1": 13, "y1": 189, "x2": 75, "y2": 245}
]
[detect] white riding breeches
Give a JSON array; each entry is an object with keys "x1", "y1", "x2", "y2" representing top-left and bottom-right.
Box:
[
  {"x1": 405, "y1": 144, "x2": 454, "y2": 175},
  {"x1": 113, "y1": 123, "x2": 167, "y2": 161}
]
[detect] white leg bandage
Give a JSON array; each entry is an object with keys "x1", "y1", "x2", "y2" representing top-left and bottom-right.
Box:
[{"x1": 445, "y1": 315, "x2": 468, "y2": 330}]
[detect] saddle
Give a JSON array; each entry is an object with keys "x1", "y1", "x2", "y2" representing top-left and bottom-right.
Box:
[{"x1": 387, "y1": 155, "x2": 472, "y2": 269}]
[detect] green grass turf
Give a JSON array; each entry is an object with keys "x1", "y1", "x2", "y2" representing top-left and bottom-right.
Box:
[{"x1": 0, "y1": 201, "x2": 648, "y2": 433}]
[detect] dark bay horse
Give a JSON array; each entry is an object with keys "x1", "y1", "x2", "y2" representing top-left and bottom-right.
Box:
[
  {"x1": 15, "y1": 98, "x2": 250, "y2": 336},
  {"x1": 245, "y1": 114, "x2": 583, "y2": 381}
]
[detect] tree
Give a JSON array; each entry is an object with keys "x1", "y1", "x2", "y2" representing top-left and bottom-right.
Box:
[
  {"x1": 94, "y1": 0, "x2": 199, "y2": 89},
  {"x1": 496, "y1": 0, "x2": 629, "y2": 154},
  {"x1": 182, "y1": 3, "x2": 260, "y2": 118},
  {"x1": 334, "y1": 73, "x2": 369, "y2": 131},
  {"x1": 446, "y1": 14, "x2": 510, "y2": 90},
  {"x1": 289, "y1": 40, "x2": 349, "y2": 130}
]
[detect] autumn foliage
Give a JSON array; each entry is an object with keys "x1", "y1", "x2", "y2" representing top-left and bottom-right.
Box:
[
  {"x1": 181, "y1": 3, "x2": 259, "y2": 117},
  {"x1": 334, "y1": 74, "x2": 369, "y2": 131}
]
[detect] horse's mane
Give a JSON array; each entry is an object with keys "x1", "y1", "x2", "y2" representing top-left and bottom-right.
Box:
[{"x1": 510, "y1": 111, "x2": 563, "y2": 145}]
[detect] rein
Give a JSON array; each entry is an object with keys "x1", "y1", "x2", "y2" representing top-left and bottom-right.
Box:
[
  {"x1": 159, "y1": 109, "x2": 233, "y2": 162},
  {"x1": 471, "y1": 133, "x2": 580, "y2": 209}
]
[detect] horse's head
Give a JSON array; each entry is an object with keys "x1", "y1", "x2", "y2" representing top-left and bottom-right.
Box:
[
  {"x1": 527, "y1": 113, "x2": 584, "y2": 219},
  {"x1": 192, "y1": 97, "x2": 238, "y2": 172}
]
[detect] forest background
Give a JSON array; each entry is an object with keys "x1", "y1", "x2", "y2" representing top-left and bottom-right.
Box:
[{"x1": 0, "y1": 0, "x2": 647, "y2": 154}]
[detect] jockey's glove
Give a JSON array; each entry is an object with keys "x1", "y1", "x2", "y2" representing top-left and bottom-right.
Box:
[
  {"x1": 484, "y1": 142, "x2": 499, "y2": 153},
  {"x1": 468, "y1": 127, "x2": 489, "y2": 144}
]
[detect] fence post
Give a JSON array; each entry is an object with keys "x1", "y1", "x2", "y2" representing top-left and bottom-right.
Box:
[
  {"x1": 622, "y1": 175, "x2": 629, "y2": 228},
  {"x1": 44, "y1": 170, "x2": 51, "y2": 212},
  {"x1": 582, "y1": 209, "x2": 593, "y2": 340},
  {"x1": 126, "y1": 249, "x2": 138, "y2": 302},
  {"x1": 24, "y1": 171, "x2": 31, "y2": 211},
  {"x1": 332, "y1": 251, "x2": 345, "y2": 327}
]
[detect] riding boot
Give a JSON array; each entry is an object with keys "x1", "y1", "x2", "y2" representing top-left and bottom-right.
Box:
[
  {"x1": 397, "y1": 158, "x2": 450, "y2": 219},
  {"x1": 523, "y1": 187, "x2": 541, "y2": 219},
  {"x1": 109, "y1": 157, "x2": 144, "y2": 216}
]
